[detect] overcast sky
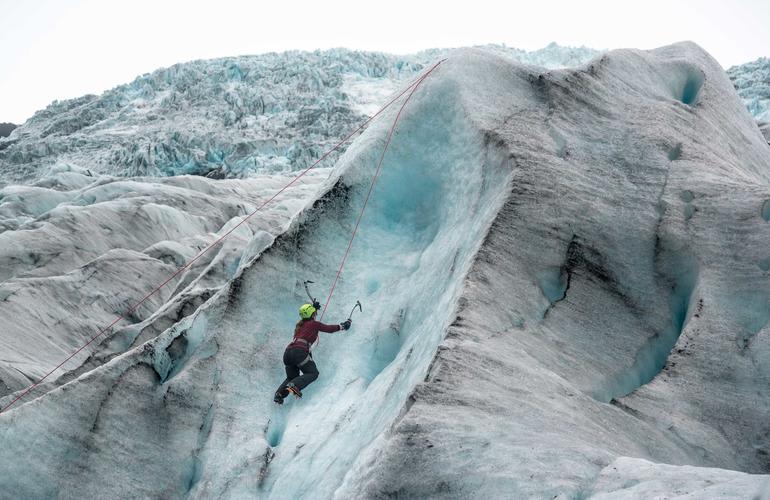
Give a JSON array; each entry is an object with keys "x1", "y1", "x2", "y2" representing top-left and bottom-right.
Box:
[{"x1": 1, "y1": 0, "x2": 768, "y2": 124}]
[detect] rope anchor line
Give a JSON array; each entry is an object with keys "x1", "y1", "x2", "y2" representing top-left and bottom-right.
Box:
[{"x1": 319, "y1": 59, "x2": 444, "y2": 321}]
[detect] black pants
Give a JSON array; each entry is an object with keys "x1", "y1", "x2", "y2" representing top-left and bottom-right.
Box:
[{"x1": 276, "y1": 347, "x2": 319, "y2": 396}]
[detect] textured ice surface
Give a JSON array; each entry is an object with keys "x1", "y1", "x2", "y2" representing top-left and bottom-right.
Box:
[
  {"x1": 760, "y1": 120, "x2": 770, "y2": 145},
  {"x1": 0, "y1": 123, "x2": 15, "y2": 138},
  {"x1": 0, "y1": 45, "x2": 599, "y2": 188},
  {"x1": 587, "y1": 457, "x2": 770, "y2": 498},
  {"x1": 0, "y1": 164, "x2": 331, "y2": 395},
  {"x1": 729, "y1": 57, "x2": 770, "y2": 121},
  {"x1": 337, "y1": 44, "x2": 770, "y2": 498},
  {"x1": 1, "y1": 42, "x2": 770, "y2": 500}
]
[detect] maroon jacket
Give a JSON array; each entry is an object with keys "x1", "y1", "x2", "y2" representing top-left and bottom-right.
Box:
[{"x1": 287, "y1": 319, "x2": 340, "y2": 351}]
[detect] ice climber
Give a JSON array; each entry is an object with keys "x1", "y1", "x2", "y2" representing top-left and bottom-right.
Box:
[{"x1": 273, "y1": 302, "x2": 352, "y2": 404}]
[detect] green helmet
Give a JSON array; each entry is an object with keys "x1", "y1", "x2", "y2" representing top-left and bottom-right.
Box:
[{"x1": 299, "y1": 303, "x2": 317, "y2": 319}]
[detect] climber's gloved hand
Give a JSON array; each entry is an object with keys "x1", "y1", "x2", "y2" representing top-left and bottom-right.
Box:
[
  {"x1": 340, "y1": 319, "x2": 352, "y2": 331},
  {"x1": 313, "y1": 300, "x2": 321, "y2": 311}
]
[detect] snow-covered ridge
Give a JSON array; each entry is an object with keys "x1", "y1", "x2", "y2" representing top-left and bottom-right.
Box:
[{"x1": 0, "y1": 44, "x2": 599, "y2": 187}]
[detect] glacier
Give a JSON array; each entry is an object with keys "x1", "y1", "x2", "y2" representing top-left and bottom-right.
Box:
[
  {"x1": 729, "y1": 57, "x2": 770, "y2": 123},
  {"x1": 1, "y1": 42, "x2": 770, "y2": 499},
  {"x1": 334, "y1": 44, "x2": 770, "y2": 499},
  {"x1": 0, "y1": 45, "x2": 599, "y2": 188},
  {"x1": 0, "y1": 124, "x2": 16, "y2": 138}
]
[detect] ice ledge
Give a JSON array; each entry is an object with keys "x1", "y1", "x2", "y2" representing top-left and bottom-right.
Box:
[{"x1": 587, "y1": 457, "x2": 770, "y2": 499}]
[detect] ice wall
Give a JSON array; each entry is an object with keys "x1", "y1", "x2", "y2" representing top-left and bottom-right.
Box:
[
  {"x1": 339, "y1": 44, "x2": 770, "y2": 498},
  {"x1": 199, "y1": 77, "x2": 512, "y2": 498},
  {"x1": 0, "y1": 59, "x2": 513, "y2": 498}
]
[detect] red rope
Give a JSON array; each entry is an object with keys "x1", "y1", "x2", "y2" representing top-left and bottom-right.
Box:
[
  {"x1": 0, "y1": 63, "x2": 441, "y2": 415},
  {"x1": 319, "y1": 59, "x2": 444, "y2": 322}
]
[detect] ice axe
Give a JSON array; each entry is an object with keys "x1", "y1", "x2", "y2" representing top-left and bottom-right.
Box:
[
  {"x1": 347, "y1": 300, "x2": 362, "y2": 321},
  {"x1": 303, "y1": 280, "x2": 318, "y2": 305}
]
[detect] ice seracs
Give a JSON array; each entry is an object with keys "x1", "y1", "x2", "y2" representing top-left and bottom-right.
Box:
[
  {"x1": 729, "y1": 56, "x2": 770, "y2": 121},
  {"x1": 0, "y1": 45, "x2": 600, "y2": 188}
]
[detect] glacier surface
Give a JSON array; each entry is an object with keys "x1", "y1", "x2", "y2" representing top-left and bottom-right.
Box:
[
  {"x1": 1, "y1": 42, "x2": 770, "y2": 500},
  {"x1": 729, "y1": 57, "x2": 770, "y2": 122},
  {"x1": 0, "y1": 124, "x2": 15, "y2": 138},
  {"x1": 0, "y1": 45, "x2": 599, "y2": 188}
]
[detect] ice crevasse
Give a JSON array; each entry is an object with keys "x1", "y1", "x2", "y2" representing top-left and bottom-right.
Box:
[{"x1": 2, "y1": 42, "x2": 770, "y2": 499}]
